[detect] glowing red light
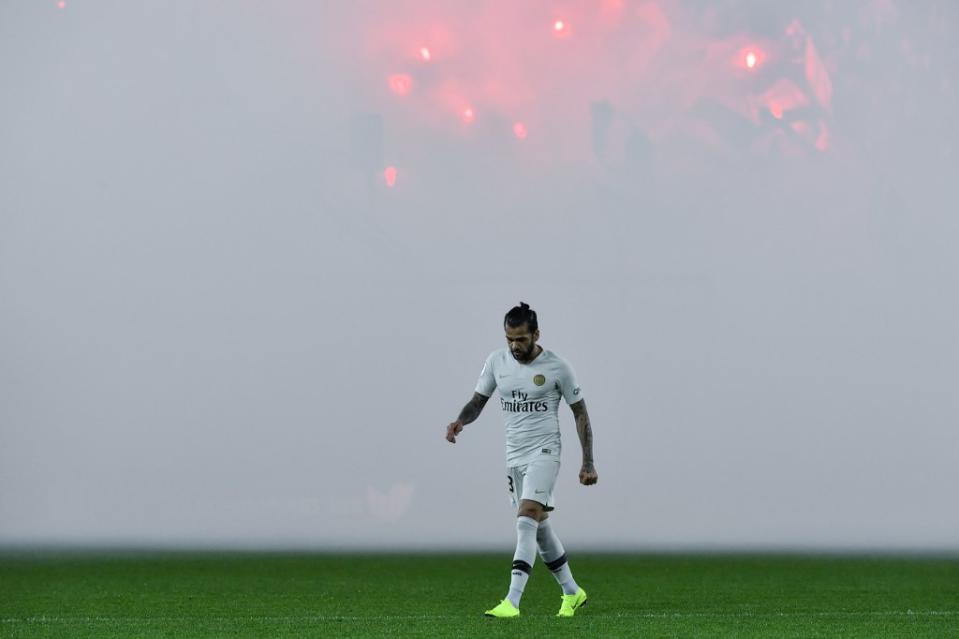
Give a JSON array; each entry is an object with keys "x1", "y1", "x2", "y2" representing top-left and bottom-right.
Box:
[
  {"x1": 56, "y1": 0, "x2": 66, "y2": 7},
  {"x1": 462, "y1": 107, "x2": 475, "y2": 124},
  {"x1": 512, "y1": 122, "x2": 528, "y2": 140},
  {"x1": 388, "y1": 74, "x2": 412, "y2": 96},
  {"x1": 419, "y1": 47, "x2": 431, "y2": 62},
  {"x1": 384, "y1": 166, "x2": 397, "y2": 187},
  {"x1": 769, "y1": 102, "x2": 783, "y2": 120},
  {"x1": 552, "y1": 19, "x2": 570, "y2": 37},
  {"x1": 554, "y1": 20, "x2": 565, "y2": 32},
  {"x1": 737, "y1": 47, "x2": 766, "y2": 70}
]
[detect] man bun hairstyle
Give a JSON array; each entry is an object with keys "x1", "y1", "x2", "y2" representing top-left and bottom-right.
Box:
[{"x1": 504, "y1": 301, "x2": 538, "y2": 333}]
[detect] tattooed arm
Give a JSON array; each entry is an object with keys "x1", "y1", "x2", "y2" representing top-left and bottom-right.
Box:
[
  {"x1": 570, "y1": 399, "x2": 598, "y2": 485},
  {"x1": 446, "y1": 392, "x2": 490, "y2": 443}
]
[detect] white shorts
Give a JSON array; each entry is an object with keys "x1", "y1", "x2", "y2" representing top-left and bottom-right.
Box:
[{"x1": 507, "y1": 451, "x2": 561, "y2": 512}]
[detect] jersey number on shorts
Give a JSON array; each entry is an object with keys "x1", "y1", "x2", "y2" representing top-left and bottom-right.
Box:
[{"x1": 507, "y1": 476, "x2": 515, "y2": 494}]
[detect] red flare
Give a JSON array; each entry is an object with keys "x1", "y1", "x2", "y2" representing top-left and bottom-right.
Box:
[
  {"x1": 738, "y1": 46, "x2": 766, "y2": 70},
  {"x1": 388, "y1": 74, "x2": 412, "y2": 96},
  {"x1": 384, "y1": 166, "x2": 397, "y2": 187}
]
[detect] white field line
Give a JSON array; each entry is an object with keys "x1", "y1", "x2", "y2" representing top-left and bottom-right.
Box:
[{"x1": 2, "y1": 611, "x2": 957, "y2": 623}]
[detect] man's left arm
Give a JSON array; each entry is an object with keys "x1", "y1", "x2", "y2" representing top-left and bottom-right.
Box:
[{"x1": 570, "y1": 399, "x2": 598, "y2": 485}]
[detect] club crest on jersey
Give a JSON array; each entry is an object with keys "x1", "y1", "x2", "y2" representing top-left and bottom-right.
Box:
[{"x1": 533, "y1": 374, "x2": 546, "y2": 386}]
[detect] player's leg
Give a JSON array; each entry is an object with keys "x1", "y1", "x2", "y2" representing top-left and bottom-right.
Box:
[
  {"x1": 537, "y1": 515, "x2": 588, "y2": 616},
  {"x1": 505, "y1": 498, "x2": 543, "y2": 609},
  {"x1": 521, "y1": 457, "x2": 587, "y2": 616},
  {"x1": 485, "y1": 467, "x2": 533, "y2": 617},
  {"x1": 536, "y1": 515, "x2": 580, "y2": 596}
]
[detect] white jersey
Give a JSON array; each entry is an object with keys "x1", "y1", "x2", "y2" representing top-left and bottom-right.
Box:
[{"x1": 475, "y1": 348, "x2": 583, "y2": 466}]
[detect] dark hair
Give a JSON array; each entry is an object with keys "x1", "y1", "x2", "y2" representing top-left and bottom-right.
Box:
[{"x1": 504, "y1": 302, "x2": 538, "y2": 333}]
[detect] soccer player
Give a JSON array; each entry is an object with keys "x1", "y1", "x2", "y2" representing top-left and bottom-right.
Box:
[{"x1": 446, "y1": 302, "x2": 597, "y2": 618}]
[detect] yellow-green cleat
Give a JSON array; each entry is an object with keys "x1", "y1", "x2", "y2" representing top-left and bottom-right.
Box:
[
  {"x1": 557, "y1": 587, "x2": 588, "y2": 617},
  {"x1": 484, "y1": 599, "x2": 520, "y2": 618}
]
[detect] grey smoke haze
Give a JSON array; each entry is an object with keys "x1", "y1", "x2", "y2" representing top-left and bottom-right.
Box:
[{"x1": 1, "y1": 1, "x2": 957, "y2": 550}]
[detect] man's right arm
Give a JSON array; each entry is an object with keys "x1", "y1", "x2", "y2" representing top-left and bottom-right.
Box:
[{"x1": 446, "y1": 392, "x2": 490, "y2": 443}]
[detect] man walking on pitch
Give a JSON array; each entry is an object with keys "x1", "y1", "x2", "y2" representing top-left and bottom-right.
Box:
[{"x1": 446, "y1": 302, "x2": 598, "y2": 618}]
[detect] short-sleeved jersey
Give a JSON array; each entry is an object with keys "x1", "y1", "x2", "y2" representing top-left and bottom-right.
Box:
[{"x1": 475, "y1": 348, "x2": 584, "y2": 466}]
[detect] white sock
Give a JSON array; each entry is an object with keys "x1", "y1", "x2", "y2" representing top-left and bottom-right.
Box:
[
  {"x1": 536, "y1": 518, "x2": 579, "y2": 595},
  {"x1": 506, "y1": 516, "x2": 539, "y2": 608}
]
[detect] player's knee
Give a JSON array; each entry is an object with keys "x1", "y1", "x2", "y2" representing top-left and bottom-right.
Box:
[{"x1": 517, "y1": 502, "x2": 543, "y2": 520}]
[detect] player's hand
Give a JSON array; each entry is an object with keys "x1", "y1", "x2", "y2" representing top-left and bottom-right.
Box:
[
  {"x1": 579, "y1": 462, "x2": 598, "y2": 485},
  {"x1": 446, "y1": 420, "x2": 464, "y2": 443}
]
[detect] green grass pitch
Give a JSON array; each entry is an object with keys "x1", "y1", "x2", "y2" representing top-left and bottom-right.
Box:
[{"x1": 1, "y1": 552, "x2": 957, "y2": 637}]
